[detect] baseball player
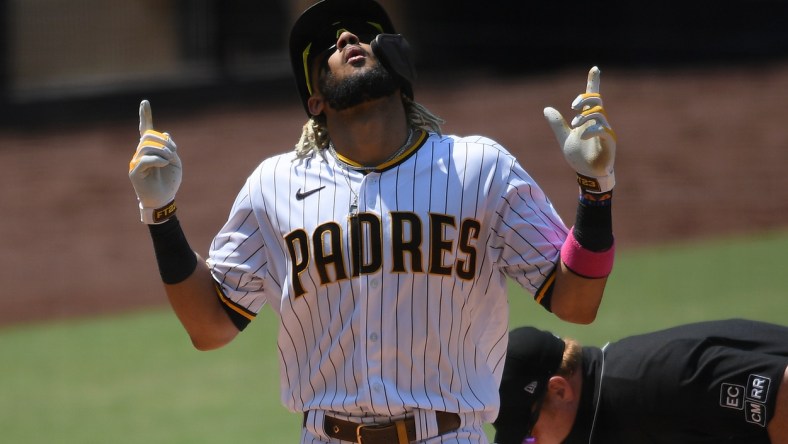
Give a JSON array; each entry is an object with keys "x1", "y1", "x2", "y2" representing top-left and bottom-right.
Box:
[
  {"x1": 493, "y1": 320, "x2": 788, "y2": 444},
  {"x1": 128, "y1": 0, "x2": 618, "y2": 442}
]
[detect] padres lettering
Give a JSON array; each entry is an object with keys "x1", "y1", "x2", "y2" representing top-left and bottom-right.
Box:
[{"x1": 285, "y1": 211, "x2": 481, "y2": 297}]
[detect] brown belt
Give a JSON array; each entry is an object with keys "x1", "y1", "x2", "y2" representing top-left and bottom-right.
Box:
[{"x1": 315, "y1": 411, "x2": 461, "y2": 444}]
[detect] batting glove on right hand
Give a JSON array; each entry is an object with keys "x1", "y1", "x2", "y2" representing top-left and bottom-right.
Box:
[
  {"x1": 544, "y1": 66, "x2": 616, "y2": 193},
  {"x1": 128, "y1": 100, "x2": 182, "y2": 224}
]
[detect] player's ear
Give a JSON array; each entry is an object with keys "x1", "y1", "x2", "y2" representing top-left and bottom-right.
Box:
[
  {"x1": 306, "y1": 57, "x2": 326, "y2": 117},
  {"x1": 307, "y1": 95, "x2": 324, "y2": 117}
]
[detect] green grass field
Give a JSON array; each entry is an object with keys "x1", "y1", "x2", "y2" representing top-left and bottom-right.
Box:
[{"x1": 2, "y1": 230, "x2": 787, "y2": 443}]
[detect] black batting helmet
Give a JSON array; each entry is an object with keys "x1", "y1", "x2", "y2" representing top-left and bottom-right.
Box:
[{"x1": 288, "y1": 0, "x2": 414, "y2": 116}]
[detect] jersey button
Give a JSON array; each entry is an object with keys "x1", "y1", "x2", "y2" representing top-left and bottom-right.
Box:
[
  {"x1": 370, "y1": 279, "x2": 380, "y2": 288},
  {"x1": 369, "y1": 332, "x2": 378, "y2": 342}
]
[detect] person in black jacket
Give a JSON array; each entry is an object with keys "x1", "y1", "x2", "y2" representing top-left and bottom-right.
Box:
[{"x1": 493, "y1": 319, "x2": 788, "y2": 444}]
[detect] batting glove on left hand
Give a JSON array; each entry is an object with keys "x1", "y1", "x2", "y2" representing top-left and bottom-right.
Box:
[
  {"x1": 544, "y1": 66, "x2": 616, "y2": 193},
  {"x1": 128, "y1": 100, "x2": 182, "y2": 224}
]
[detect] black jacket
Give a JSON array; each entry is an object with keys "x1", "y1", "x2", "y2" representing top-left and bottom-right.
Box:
[{"x1": 563, "y1": 319, "x2": 787, "y2": 444}]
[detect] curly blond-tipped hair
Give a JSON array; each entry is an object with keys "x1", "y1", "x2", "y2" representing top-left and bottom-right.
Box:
[{"x1": 294, "y1": 95, "x2": 444, "y2": 159}]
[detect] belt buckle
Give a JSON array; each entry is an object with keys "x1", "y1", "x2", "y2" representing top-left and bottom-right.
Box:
[{"x1": 355, "y1": 422, "x2": 392, "y2": 444}]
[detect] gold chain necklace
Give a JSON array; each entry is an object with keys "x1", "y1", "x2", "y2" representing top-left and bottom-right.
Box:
[
  {"x1": 340, "y1": 167, "x2": 360, "y2": 215},
  {"x1": 327, "y1": 128, "x2": 414, "y2": 173},
  {"x1": 329, "y1": 128, "x2": 415, "y2": 215}
]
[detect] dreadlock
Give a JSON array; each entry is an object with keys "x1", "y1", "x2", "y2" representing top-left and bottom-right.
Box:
[{"x1": 294, "y1": 95, "x2": 444, "y2": 159}]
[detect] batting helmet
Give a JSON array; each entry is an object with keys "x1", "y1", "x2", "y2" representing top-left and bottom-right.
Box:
[
  {"x1": 493, "y1": 327, "x2": 566, "y2": 444},
  {"x1": 288, "y1": 0, "x2": 415, "y2": 116}
]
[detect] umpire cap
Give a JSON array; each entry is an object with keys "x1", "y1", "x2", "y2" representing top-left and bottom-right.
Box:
[
  {"x1": 288, "y1": 0, "x2": 414, "y2": 115},
  {"x1": 493, "y1": 327, "x2": 566, "y2": 444}
]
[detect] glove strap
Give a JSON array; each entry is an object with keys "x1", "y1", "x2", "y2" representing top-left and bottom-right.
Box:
[
  {"x1": 577, "y1": 173, "x2": 615, "y2": 194},
  {"x1": 140, "y1": 200, "x2": 177, "y2": 225}
]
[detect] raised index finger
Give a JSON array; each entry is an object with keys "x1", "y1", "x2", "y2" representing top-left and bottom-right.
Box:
[
  {"x1": 138, "y1": 100, "x2": 153, "y2": 136},
  {"x1": 586, "y1": 66, "x2": 601, "y2": 94}
]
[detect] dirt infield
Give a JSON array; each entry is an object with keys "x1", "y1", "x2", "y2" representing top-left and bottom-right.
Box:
[{"x1": 1, "y1": 62, "x2": 787, "y2": 327}]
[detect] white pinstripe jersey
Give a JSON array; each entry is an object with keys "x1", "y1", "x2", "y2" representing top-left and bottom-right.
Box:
[{"x1": 207, "y1": 131, "x2": 568, "y2": 422}]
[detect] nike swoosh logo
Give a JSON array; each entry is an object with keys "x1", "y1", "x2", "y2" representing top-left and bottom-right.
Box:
[{"x1": 295, "y1": 186, "x2": 326, "y2": 200}]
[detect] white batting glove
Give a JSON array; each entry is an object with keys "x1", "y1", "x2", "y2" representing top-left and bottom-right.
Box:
[
  {"x1": 128, "y1": 100, "x2": 182, "y2": 224},
  {"x1": 544, "y1": 66, "x2": 616, "y2": 193}
]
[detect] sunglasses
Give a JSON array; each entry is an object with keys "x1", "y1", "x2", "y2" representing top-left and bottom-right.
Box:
[{"x1": 301, "y1": 20, "x2": 385, "y2": 95}]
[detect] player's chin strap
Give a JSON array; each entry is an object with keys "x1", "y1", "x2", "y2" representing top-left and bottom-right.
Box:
[{"x1": 372, "y1": 33, "x2": 415, "y2": 98}]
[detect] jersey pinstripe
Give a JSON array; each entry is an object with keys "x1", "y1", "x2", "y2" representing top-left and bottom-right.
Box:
[{"x1": 206, "y1": 131, "x2": 568, "y2": 422}]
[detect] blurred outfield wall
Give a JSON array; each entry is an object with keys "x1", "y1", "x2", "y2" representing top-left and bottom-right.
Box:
[{"x1": 1, "y1": 0, "x2": 787, "y2": 127}]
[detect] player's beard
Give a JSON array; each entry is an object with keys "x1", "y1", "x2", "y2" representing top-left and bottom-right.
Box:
[{"x1": 318, "y1": 63, "x2": 400, "y2": 111}]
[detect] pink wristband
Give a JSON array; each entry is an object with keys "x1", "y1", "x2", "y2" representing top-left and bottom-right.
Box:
[{"x1": 560, "y1": 227, "x2": 615, "y2": 278}]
